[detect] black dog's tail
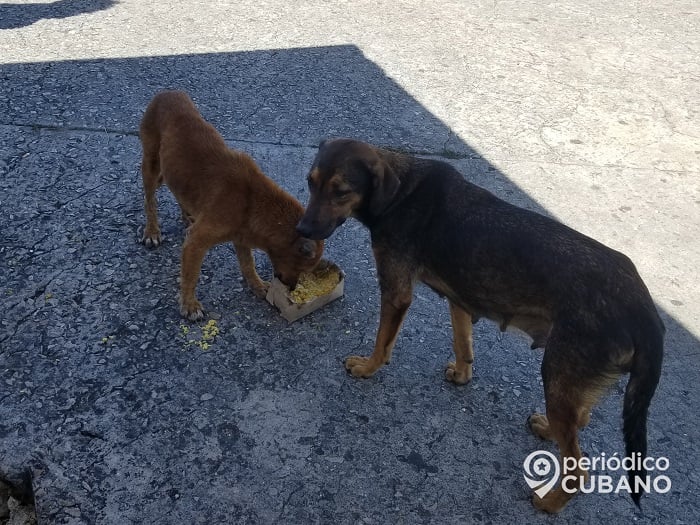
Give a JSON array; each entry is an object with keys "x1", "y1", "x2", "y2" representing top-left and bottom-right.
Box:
[{"x1": 623, "y1": 311, "x2": 664, "y2": 507}]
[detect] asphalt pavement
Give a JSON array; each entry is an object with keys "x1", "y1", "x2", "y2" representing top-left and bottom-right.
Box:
[{"x1": 0, "y1": 1, "x2": 698, "y2": 523}]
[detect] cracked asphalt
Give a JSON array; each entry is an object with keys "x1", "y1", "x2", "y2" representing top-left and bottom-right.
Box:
[{"x1": 1, "y1": 1, "x2": 698, "y2": 524}]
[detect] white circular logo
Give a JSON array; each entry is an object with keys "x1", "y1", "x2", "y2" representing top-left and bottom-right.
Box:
[{"x1": 523, "y1": 450, "x2": 560, "y2": 498}]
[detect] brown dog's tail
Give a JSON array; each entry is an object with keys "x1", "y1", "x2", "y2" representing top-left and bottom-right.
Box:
[{"x1": 623, "y1": 310, "x2": 664, "y2": 507}]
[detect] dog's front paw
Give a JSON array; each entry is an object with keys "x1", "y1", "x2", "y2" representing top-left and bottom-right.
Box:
[
  {"x1": 445, "y1": 361, "x2": 472, "y2": 385},
  {"x1": 344, "y1": 356, "x2": 377, "y2": 378},
  {"x1": 141, "y1": 228, "x2": 162, "y2": 248},
  {"x1": 527, "y1": 413, "x2": 553, "y2": 441},
  {"x1": 179, "y1": 297, "x2": 204, "y2": 321},
  {"x1": 251, "y1": 281, "x2": 270, "y2": 299}
]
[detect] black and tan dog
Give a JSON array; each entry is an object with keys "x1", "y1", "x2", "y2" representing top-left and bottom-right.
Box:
[
  {"x1": 296, "y1": 138, "x2": 664, "y2": 513},
  {"x1": 139, "y1": 91, "x2": 323, "y2": 319}
]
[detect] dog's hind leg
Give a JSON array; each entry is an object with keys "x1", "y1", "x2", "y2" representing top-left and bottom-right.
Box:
[
  {"x1": 233, "y1": 242, "x2": 269, "y2": 298},
  {"x1": 530, "y1": 336, "x2": 609, "y2": 513},
  {"x1": 445, "y1": 301, "x2": 474, "y2": 384},
  {"x1": 532, "y1": 407, "x2": 586, "y2": 513},
  {"x1": 140, "y1": 136, "x2": 163, "y2": 248},
  {"x1": 528, "y1": 402, "x2": 596, "y2": 441}
]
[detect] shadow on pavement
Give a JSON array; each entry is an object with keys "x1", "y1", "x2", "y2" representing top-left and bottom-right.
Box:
[
  {"x1": 0, "y1": 0, "x2": 116, "y2": 30},
  {"x1": 0, "y1": 45, "x2": 696, "y2": 523}
]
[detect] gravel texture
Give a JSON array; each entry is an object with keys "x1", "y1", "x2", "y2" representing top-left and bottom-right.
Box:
[{"x1": 1, "y1": 1, "x2": 698, "y2": 524}]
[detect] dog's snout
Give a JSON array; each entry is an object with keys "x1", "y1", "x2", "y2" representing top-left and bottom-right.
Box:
[
  {"x1": 296, "y1": 221, "x2": 312, "y2": 238},
  {"x1": 276, "y1": 272, "x2": 298, "y2": 290},
  {"x1": 296, "y1": 217, "x2": 318, "y2": 238}
]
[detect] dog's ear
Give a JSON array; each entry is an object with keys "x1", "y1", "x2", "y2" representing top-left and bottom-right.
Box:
[
  {"x1": 367, "y1": 157, "x2": 400, "y2": 216},
  {"x1": 296, "y1": 237, "x2": 317, "y2": 259}
]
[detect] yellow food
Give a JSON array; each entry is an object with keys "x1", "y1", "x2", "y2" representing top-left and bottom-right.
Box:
[{"x1": 289, "y1": 265, "x2": 341, "y2": 304}]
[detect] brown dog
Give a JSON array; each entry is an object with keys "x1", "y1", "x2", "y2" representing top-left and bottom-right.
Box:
[
  {"x1": 139, "y1": 90, "x2": 323, "y2": 320},
  {"x1": 296, "y1": 138, "x2": 664, "y2": 513}
]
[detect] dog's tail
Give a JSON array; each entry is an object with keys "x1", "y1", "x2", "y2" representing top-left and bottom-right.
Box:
[{"x1": 623, "y1": 308, "x2": 664, "y2": 508}]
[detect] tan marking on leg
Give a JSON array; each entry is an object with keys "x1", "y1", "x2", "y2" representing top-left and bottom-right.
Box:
[
  {"x1": 533, "y1": 416, "x2": 588, "y2": 514},
  {"x1": 528, "y1": 413, "x2": 554, "y2": 441},
  {"x1": 445, "y1": 301, "x2": 474, "y2": 384},
  {"x1": 532, "y1": 382, "x2": 591, "y2": 513},
  {"x1": 345, "y1": 293, "x2": 412, "y2": 378}
]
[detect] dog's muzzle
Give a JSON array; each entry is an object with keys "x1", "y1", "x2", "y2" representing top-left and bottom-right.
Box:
[{"x1": 296, "y1": 217, "x2": 343, "y2": 240}]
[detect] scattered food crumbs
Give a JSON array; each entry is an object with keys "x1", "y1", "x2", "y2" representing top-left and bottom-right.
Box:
[
  {"x1": 181, "y1": 319, "x2": 219, "y2": 350},
  {"x1": 197, "y1": 319, "x2": 220, "y2": 349}
]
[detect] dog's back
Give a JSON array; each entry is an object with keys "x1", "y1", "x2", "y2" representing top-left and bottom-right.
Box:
[
  {"x1": 139, "y1": 89, "x2": 310, "y2": 233},
  {"x1": 378, "y1": 156, "x2": 658, "y2": 328},
  {"x1": 140, "y1": 90, "x2": 231, "y2": 178}
]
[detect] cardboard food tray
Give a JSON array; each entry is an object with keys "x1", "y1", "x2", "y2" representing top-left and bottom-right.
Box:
[{"x1": 266, "y1": 269, "x2": 344, "y2": 322}]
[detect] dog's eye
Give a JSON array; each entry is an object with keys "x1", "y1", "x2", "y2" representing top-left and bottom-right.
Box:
[{"x1": 334, "y1": 189, "x2": 352, "y2": 199}]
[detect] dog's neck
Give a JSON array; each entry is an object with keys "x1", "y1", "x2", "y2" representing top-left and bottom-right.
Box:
[
  {"x1": 354, "y1": 150, "x2": 421, "y2": 228},
  {"x1": 241, "y1": 161, "x2": 304, "y2": 250}
]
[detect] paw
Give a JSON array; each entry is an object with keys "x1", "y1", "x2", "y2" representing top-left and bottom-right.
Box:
[
  {"x1": 179, "y1": 297, "x2": 204, "y2": 321},
  {"x1": 251, "y1": 280, "x2": 270, "y2": 299},
  {"x1": 445, "y1": 362, "x2": 472, "y2": 385},
  {"x1": 141, "y1": 228, "x2": 162, "y2": 248},
  {"x1": 527, "y1": 413, "x2": 553, "y2": 441},
  {"x1": 344, "y1": 356, "x2": 376, "y2": 378}
]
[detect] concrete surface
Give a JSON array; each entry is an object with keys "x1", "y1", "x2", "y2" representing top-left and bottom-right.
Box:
[{"x1": 0, "y1": 0, "x2": 698, "y2": 523}]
